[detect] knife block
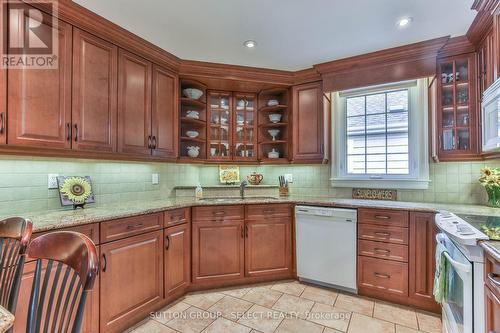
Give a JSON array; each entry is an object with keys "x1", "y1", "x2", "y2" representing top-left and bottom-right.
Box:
[{"x1": 279, "y1": 186, "x2": 289, "y2": 197}]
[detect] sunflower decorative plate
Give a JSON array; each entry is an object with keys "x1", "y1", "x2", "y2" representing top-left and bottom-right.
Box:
[
  {"x1": 219, "y1": 165, "x2": 240, "y2": 184},
  {"x1": 57, "y1": 176, "x2": 95, "y2": 209}
]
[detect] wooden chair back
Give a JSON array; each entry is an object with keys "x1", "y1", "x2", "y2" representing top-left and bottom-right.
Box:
[
  {"x1": 0, "y1": 217, "x2": 32, "y2": 313},
  {"x1": 25, "y1": 231, "x2": 98, "y2": 333}
]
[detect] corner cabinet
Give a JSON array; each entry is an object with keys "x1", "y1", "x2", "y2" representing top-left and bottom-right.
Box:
[
  {"x1": 292, "y1": 82, "x2": 327, "y2": 163},
  {"x1": 435, "y1": 53, "x2": 480, "y2": 160}
]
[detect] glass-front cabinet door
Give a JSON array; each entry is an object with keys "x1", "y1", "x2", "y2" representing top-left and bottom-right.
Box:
[
  {"x1": 437, "y1": 53, "x2": 479, "y2": 160},
  {"x1": 208, "y1": 91, "x2": 232, "y2": 160},
  {"x1": 233, "y1": 93, "x2": 257, "y2": 161}
]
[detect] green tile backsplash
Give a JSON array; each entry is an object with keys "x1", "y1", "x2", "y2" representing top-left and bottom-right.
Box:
[{"x1": 0, "y1": 156, "x2": 498, "y2": 215}]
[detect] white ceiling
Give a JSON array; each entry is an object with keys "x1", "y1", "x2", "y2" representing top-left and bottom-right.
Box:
[{"x1": 74, "y1": 0, "x2": 477, "y2": 71}]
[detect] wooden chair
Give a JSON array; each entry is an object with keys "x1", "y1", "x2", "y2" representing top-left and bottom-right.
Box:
[
  {"x1": 25, "y1": 231, "x2": 98, "y2": 333},
  {"x1": 0, "y1": 217, "x2": 32, "y2": 313}
]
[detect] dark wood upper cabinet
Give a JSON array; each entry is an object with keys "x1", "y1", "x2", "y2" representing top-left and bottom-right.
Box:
[
  {"x1": 152, "y1": 65, "x2": 178, "y2": 158},
  {"x1": 408, "y1": 212, "x2": 440, "y2": 312},
  {"x1": 0, "y1": 60, "x2": 5, "y2": 145},
  {"x1": 7, "y1": 10, "x2": 72, "y2": 149},
  {"x1": 245, "y1": 217, "x2": 292, "y2": 278},
  {"x1": 164, "y1": 223, "x2": 190, "y2": 299},
  {"x1": 292, "y1": 82, "x2": 325, "y2": 162},
  {"x1": 72, "y1": 28, "x2": 118, "y2": 153},
  {"x1": 477, "y1": 27, "x2": 495, "y2": 98},
  {"x1": 436, "y1": 53, "x2": 480, "y2": 161},
  {"x1": 494, "y1": 6, "x2": 500, "y2": 81},
  {"x1": 117, "y1": 49, "x2": 152, "y2": 156},
  {"x1": 100, "y1": 230, "x2": 164, "y2": 333}
]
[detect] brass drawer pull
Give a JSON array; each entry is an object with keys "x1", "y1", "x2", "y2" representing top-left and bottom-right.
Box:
[
  {"x1": 488, "y1": 273, "x2": 500, "y2": 287},
  {"x1": 374, "y1": 272, "x2": 391, "y2": 279},
  {"x1": 374, "y1": 248, "x2": 391, "y2": 254},
  {"x1": 374, "y1": 232, "x2": 391, "y2": 237},
  {"x1": 375, "y1": 215, "x2": 390, "y2": 220},
  {"x1": 126, "y1": 223, "x2": 144, "y2": 230}
]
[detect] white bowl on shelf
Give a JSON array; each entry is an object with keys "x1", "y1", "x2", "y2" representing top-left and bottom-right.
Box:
[
  {"x1": 185, "y1": 110, "x2": 200, "y2": 119},
  {"x1": 268, "y1": 129, "x2": 280, "y2": 141},
  {"x1": 187, "y1": 146, "x2": 200, "y2": 158},
  {"x1": 185, "y1": 131, "x2": 199, "y2": 138},
  {"x1": 267, "y1": 99, "x2": 279, "y2": 107},
  {"x1": 269, "y1": 113, "x2": 282, "y2": 123},
  {"x1": 183, "y1": 88, "x2": 203, "y2": 100},
  {"x1": 268, "y1": 148, "x2": 280, "y2": 159}
]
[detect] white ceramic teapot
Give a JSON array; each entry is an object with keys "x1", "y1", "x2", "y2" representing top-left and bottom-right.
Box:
[{"x1": 187, "y1": 146, "x2": 200, "y2": 158}]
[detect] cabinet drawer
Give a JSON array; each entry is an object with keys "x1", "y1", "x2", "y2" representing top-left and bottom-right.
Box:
[
  {"x1": 246, "y1": 204, "x2": 292, "y2": 219},
  {"x1": 358, "y1": 208, "x2": 409, "y2": 227},
  {"x1": 358, "y1": 256, "x2": 408, "y2": 296},
  {"x1": 193, "y1": 205, "x2": 244, "y2": 223},
  {"x1": 358, "y1": 224, "x2": 408, "y2": 245},
  {"x1": 358, "y1": 239, "x2": 408, "y2": 262},
  {"x1": 164, "y1": 208, "x2": 190, "y2": 227},
  {"x1": 485, "y1": 253, "x2": 500, "y2": 297},
  {"x1": 100, "y1": 213, "x2": 163, "y2": 243}
]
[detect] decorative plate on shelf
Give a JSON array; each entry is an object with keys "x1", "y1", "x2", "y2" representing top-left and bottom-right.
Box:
[
  {"x1": 219, "y1": 165, "x2": 240, "y2": 184},
  {"x1": 57, "y1": 176, "x2": 95, "y2": 209}
]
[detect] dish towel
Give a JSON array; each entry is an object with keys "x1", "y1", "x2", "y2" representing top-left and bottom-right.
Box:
[{"x1": 433, "y1": 241, "x2": 448, "y2": 304}]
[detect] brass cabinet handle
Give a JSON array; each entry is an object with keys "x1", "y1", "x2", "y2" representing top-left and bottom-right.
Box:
[
  {"x1": 241, "y1": 225, "x2": 244, "y2": 238},
  {"x1": 102, "y1": 254, "x2": 107, "y2": 272},
  {"x1": 245, "y1": 225, "x2": 248, "y2": 238},
  {"x1": 374, "y1": 272, "x2": 391, "y2": 279},
  {"x1": 74, "y1": 124, "x2": 79, "y2": 142},
  {"x1": 488, "y1": 273, "x2": 500, "y2": 287},
  {"x1": 152, "y1": 136, "x2": 157, "y2": 149},
  {"x1": 374, "y1": 215, "x2": 390, "y2": 220},
  {"x1": 165, "y1": 235, "x2": 170, "y2": 250},
  {"x1": 0, "y1": 112, "x2": 4, "y2": 134},
  {"x1": 66, "y1": 123, "x2": 71, "y2": 141},
  {"x1": 147, "y1": 135, "x2": 152, "y2": 149}
]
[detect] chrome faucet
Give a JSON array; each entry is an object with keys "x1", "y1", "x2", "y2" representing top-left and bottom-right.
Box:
[{"x1": 240, "y1": 180, "x2": 248, "y2": 199}]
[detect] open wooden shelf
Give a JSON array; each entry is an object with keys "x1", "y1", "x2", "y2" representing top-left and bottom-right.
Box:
[
  {"x1": 259, "y1": 140, "x2": 287, "y2": 144},
  {"x1": 180, "y1": 117, "x2": 206, "y2": 126},
  {"x1": 180, "y1": 137, "x2": 206, "y2": 143},
  {"x1": 258, "y1": 105, "x2": 288, "y2": 112},
  {"x1": 259, "y1": 122, "x2": 288, "y2": 128},
  {"x1": 180, "y1": 98, "x2": 206, "y2": 108}
]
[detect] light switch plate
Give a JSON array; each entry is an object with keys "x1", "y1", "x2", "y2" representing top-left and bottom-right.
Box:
[
  {"x1": 284, "y1": 174, "x2": 293, "y2": 183},
  {"x1": 152, "y1": 173, "x2": 159, "y2": 185},
  {"x1": 48, "y1": 174, "x2": 59, "y2": 189}
]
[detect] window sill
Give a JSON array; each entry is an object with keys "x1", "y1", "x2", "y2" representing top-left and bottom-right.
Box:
[{"x1": 330, "y1": 178, "x2": 430, "y2": 190}]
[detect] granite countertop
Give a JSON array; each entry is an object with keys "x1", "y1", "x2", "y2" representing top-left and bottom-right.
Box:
[
  {"x1": 480, "y1": 241, "x2": 500, "y2": 262},
  {"x1": 0, "y1": 306, "x2": 14, "y2": 333},
  {"x1": 2, "y1": 196, "x2": 499, "y2": 233}
]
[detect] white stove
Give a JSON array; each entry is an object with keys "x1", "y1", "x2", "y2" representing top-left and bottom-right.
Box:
[{"x1": 435, "y1": 211, "x2": 490, "y2": 333}]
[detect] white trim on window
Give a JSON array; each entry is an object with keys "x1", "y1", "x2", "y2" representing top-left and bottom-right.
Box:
[{"x1": 330, "y1": 78, "x2": 430, "y2": 190}]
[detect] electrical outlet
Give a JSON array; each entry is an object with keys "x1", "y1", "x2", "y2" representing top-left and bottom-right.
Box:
[
  {"x1": 48, "y1": 174, "x2": 59, "y2": 189},
  {"x1": 152, "y1": 173, "x2": 159, "y2": 185},
  {"x1": 284, "y1": 174, "x2": 293, "y2": 183}
]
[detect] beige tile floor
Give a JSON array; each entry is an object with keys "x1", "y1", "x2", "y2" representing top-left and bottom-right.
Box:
[{"x1": 126, "y1": 280, "x2": 442, "y2": 333}]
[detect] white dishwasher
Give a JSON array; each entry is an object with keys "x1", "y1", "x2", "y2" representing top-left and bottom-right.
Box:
[{"x1": 295, "y1": 206, "x2": 357, "y2": 293}]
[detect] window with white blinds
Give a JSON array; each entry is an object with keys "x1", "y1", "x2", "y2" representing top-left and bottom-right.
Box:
[
  {"x1": 331, "y1": 79, "x2": 430, "y2": 189},
  {"x1": 346, "y1": 89, "x2": 409, "y2": 175}
]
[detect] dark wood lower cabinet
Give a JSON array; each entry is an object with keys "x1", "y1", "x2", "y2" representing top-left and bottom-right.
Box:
[
  {"x1": 485, "y1": 285, "x2": 500, "y2": 333},
  {"x1": 164, "y1": 223, "x2": 191, "y2": 299},
  {"x1": 245, "y1": 217, "x2": 292, "y2": 278},
  {"x1": 100, "y1": 230, "x2": 164, "y2": 333},
  {"x1": 409, "y1": 212, "x2": 440, "y2": 312},
  {"x1": 192, "y1": 219, "x2": 245, "y2": 284}
]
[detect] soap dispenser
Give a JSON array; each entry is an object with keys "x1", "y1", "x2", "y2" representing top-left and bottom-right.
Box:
[{"x1": 195, "y1": 183, "x2": 203, "y2": 200}]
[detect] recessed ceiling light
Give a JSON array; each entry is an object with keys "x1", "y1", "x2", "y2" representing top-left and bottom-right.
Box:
[
  {"x1": 243, "y1": 40, "x2": 257, "y2": 48},
  {"x1": 397, "y1": 17, "x2": 412, "y2": 27}
]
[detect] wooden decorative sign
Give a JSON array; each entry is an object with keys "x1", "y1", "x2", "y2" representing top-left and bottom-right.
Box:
[{"x1": 352, "y1": 188, "x2": 397, "y2": 201}]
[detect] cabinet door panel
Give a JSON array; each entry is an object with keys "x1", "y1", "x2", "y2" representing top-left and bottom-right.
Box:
[
  {"x1": 7, "y1": 10, "x2": 72, "y2": 148},
  {"x1": 117, "y1": 50, "x2": 152, "y2": 155},
  {"x1": 409, "y1": 212, "x2": 440, "y2": 311},
  {"x1": 164, "y1": 223, "x2": 190, "y2": 298},
  {"x1": 152, "y1": 65, "x2": 178, "y2": 158},
  {"x1": 485, "y1": 286, "x2": 500, "y2": 333},
  {"x1": 192, "y1": 220, "x2": 244, "y2": 283},
  {"x1": 72, "y1": 28, "x2": 117, "y2": 153},
  {"x1": 292, "y1": 82, "x2": 324, "y2": 161},
  {"x1": 245, "y1": 217, "x2": 292, "y2": 277},
  {"x1": 100, "y1": 231, "x2": 163, "y2": 333}
]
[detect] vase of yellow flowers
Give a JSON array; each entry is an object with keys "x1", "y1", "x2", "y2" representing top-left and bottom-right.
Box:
[{"x1": 479, "y1": 167, "x2": 500, "y2": 207}]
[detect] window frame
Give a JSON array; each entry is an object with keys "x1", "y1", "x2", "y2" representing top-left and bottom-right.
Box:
[{"x1": 331, "y1": 79, "x2": 430, "y2": 190}]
